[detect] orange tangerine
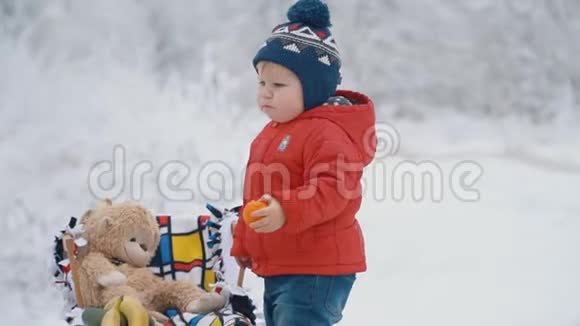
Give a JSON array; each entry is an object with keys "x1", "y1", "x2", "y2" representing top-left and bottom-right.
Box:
[{"x1": 243, "y1": 200, "x2": 268, "y2": 224}]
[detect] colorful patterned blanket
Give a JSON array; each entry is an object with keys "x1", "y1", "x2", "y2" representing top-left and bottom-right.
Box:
[{"x1": 53, "y1": 204, "x2": 257, "y2": 326}]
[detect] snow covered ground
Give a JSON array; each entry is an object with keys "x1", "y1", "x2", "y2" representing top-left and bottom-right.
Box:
[{"x1": 1, "y1": 1, "x2": 580, "y2": 325}]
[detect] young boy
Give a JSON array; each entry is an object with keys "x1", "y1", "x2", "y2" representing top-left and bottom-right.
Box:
[{"x1": 231, "y1": 0, "x2": 376, "y2": 325}]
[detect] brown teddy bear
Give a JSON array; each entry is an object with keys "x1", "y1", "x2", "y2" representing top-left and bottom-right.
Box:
[{"x1": 77, "y1": 199, "x2": 225, "y2": 316}]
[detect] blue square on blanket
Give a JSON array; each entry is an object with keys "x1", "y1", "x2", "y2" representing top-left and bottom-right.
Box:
[
  {"x1": 159, "y1": 233, "x2": 172, "y2": 264},
  {"x1": 150, "y1": 233, "x2": 172, "y2": 267}
]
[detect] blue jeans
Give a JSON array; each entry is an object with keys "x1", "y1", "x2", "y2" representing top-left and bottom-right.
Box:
[{"x1": 263, "y1": 274, "x2": 356, "y2": 326}]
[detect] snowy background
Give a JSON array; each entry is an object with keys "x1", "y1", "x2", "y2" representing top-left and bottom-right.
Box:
[{"x1": 1, "y1": 0, "x2": 580, "y2": 325}]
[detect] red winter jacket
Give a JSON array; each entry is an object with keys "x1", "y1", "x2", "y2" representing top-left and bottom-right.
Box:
[{"x1": 231, "y1": 90, "x2": 376, "y2": 277}]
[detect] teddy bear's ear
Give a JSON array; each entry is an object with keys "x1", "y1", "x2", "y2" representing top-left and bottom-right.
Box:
[
  {"x1": 80, "y1": 209, "x2": 93, "y2": 223},
  {"x1": 98, "y1": 215, "x2": 113, "y2": 231},
  {"x1": 96, "y1": 198, "x2": 113, "y2": 210}
]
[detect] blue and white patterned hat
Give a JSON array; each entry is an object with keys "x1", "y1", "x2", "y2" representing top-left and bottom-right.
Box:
[{"x1": 253, "y1": 0, "x2": 342, "y2": 110}]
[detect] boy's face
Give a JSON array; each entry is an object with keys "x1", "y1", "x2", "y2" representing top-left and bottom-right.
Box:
[{"x1": 256, "y1": 61, "x2": 304, "y2": 123}]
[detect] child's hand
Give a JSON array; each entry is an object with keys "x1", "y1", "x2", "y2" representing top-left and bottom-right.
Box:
[
  {"x1": 235, "y1": 256, "x2": 252, "y2": 269},
  {"x1": 248, "y1": 194, "x2": 286, "y2": 233}
]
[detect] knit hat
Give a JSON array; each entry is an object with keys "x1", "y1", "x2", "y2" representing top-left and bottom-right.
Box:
[{"x1": 253, "y1": 0, "x2": 341, "y2": 110}]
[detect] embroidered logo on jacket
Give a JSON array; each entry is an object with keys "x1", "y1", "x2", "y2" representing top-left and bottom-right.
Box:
[{"x1": 278, "y1": 135, "x2": 291, "y2": 152}]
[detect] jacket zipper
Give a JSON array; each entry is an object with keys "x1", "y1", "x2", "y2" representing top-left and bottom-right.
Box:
[{"x1": 257, "y1": 122, "x2": 282, "y2": 267}]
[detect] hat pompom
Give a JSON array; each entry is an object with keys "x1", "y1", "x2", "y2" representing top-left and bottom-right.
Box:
[{"x1": 287, "y1": 0, "x2": 331, "y2": 29}]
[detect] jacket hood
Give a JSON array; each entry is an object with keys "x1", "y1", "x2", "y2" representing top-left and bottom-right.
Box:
[{"x1": 296, "y1": 90, "x2": 377, "y2": 165}]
